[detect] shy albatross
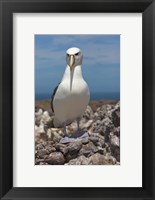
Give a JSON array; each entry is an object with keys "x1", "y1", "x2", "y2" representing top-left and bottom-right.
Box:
[{"x1": 51, "y1": 47, "x2": 90, "y2": 142}]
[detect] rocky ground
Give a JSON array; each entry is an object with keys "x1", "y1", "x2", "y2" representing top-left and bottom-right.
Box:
[{"x1": 35, "y1": 100, "x2": 120, "y2": 165}]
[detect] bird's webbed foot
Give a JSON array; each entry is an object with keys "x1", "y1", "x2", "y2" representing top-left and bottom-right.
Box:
[
  {"x1": 60, "y1": 129, "x2": 88, "y2": 144},
  {"x1": 70, "y1": 129, "x2": 88, "y2": 138}
]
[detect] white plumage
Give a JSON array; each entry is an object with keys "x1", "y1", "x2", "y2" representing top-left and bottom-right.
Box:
[{"x1": 51, "y1": 47, "x2": 90, "y2": 137}]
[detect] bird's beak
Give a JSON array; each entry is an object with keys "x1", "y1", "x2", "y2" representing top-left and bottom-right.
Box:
[{"x1": 69, "y1": 55, "x2": 75, "y2": 71}]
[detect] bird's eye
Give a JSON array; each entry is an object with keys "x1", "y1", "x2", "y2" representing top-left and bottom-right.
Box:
[
  {"x1": 67, "y1": 53, "x2": 69, "y2": 56},
  {"x1": 75, "y1": 52, "x2": 79, "y2": 56}
]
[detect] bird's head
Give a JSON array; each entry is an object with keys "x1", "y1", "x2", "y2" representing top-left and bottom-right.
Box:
[{"x1": 66, "y1": 47, "x2": 83, "y2": 71}]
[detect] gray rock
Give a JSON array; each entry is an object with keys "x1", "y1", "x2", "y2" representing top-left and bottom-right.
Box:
[
  {"x1": 39, "y1": 162, "x2": 49, "y2": 165},
  {"x1": 67, "y1": 141, "x2": 82, "y2": 154},
  {"x1": 66, "y1": 141, "x2": 82, "y2": 161},
  {"x1": 89, "y1": 136, "x2": 99, "y2": 144},
  {"x1": 35, "y1": 132, "x2": 48, "y2": 144},
  {"x1": 81, "y1": 119, "x2": 93, "y2": 130},
  {"x1": 45, "y1": 145, "x2": 56, "y2": 154},
  {"x1": 97, "y1": 138, "x2": 105, "y2": 147},
  {"x1": 79, "y1": 142, "x2": 98, "y2": 157},
  {"x1": 96, "y1": 146, "x2": 104, "y2": 154},
  {"x1": 92, "y1": 120, "x2": 103, "y2": 133},
  {"x1": 36, "y1": 143, "x2": 45, "y2": 150},
  {"x1": 37, "y1": 149, "x2": 47, "y2": 158},
  {"x1": 111, "y1": 146, "x2": 120, "y2": 162},
  {"x1": 82, "y1": 105, "x2": 94, "y2": 120},
  {"x1": 110, "y1": 134, "x2": 120, "y2": 147},
  {"x1": 111, "y1": 102, "x2": 120, "y2": 127},
  {"x1": 105, "y1": 153, "x2": 117, "y2": 164},
  {"x1": 51, "y1": 131, "x2": 62, "y2": 143},
  {"x1": 65, "y1": 155, "x2": 89, "y2": 165},
  {"x1": 55, "y1": 143, "x2": 68, "y2": 155},
  {"x1": 81, "y1": 137, "x2": 89, "y2": 144}
]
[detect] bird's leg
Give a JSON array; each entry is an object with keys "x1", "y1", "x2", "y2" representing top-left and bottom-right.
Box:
[
  {"x1": 77, "y1": 117, "x2": 80, "y2": 132},
  {"x1": 69, "y1": 118, "x2": 88, "y2": 138},
  {"x1": 62, "y1": 121, "x2": 67, "y2": 136},
  {"x1": 60, "y1": 121, "x2": 75, "y2": 144},
  {"x1": 60, "y1": 118, "x2": 88, "y2": 144}
]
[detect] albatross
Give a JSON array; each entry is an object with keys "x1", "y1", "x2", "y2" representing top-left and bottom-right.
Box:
[{"x1": 51, "y1": 47, "x2": 90, "y2": 143}]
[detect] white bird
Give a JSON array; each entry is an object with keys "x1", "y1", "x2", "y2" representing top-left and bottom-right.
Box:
[{"x1": 51, "y1": 47, "x2": 90, "y2": 142}]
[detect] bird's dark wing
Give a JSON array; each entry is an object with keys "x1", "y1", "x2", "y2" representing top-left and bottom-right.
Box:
[{"x1": 51, "y1": 83, "x2": 60, "y2": 113}]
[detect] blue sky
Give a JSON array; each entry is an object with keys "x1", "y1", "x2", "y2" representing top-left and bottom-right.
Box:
[{"x1": 35, "y1": 35, "x2": 120, "y2": 100}]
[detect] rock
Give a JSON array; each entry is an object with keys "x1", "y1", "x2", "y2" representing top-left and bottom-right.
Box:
[
  {"x1": 88, "y1": 153, "x2": 107, "y2": 165},
  {"x1": 67, "y1": 141, "x2": 82, "y2": 154},
  {"x1": 65, "y1": 155, "x2": 89, "y2": 165},
  {"x1": 66, "y1": 141, "x2": 82, "y2": 161},
  {"x1": 80, "y1": 119, "x2": 93, "y2": 130},
  {"x1": 39, "y1": 162, "x2": 49, "y2": 165},
  {"x1": 89, "y1": 133, "x2": 105, "y2": 147},
  {"x1": 35, "y1": 132, "x2": 48, "y2": 144},
  {"x1": 111, "y1": 102, "x2": 120, "y2": 127},
  {"x1": 89, "y1": 136, "x2": 99, "y2": 144},
  {"x1": 113, "y1": 127, "x2": 120, "y2": 137},
  {"x1": 47, "y1": 129, "x2": 52, "y2": 140},
  {"x1": 96, "y1": 146, "x2": 104, "y2": 154},
  {"x1": 35, "y1": 101, "x2": 120, "y2": 165},
  {"x1": 35, "y1": 158, "x2": 44, "y2": 165},
  {"x1": 55, "y1": 143, "x2": 68, "y2": 155},
  {"x1": 35, "y1": 108, "x2": 43, "y2": 126},
  {"x1": 51, "y1": 131, "x2": 62, "y2": 143},
  {"x1": 45, "y1": 145, "x2": 56, "y2": 154},
  {"x1": 97, "y1": 138, "x2": 105, "y2": 147},
  {"x1": 67, "y1": 121, "x2": 77, "y2": 134},
  {"x1": 105, "y1": 153, "x2": 117, "y2": 164},
  {"x1": 45, "y1": 152, "x2": 65, "y2": 165},
  {"x1": 109, "y1": 134, "x2": 120, "y2": 147},
  {"x1": 79, "y1": 142, "x2": 98, "y2": 157},
  {"x1": 35, "y1": 120, "x2": 46, "y2": 134},
  {"x1": 102, "y1": 148, "x2": 107, "y2": 155},
  {"x1": 82, "y1": 105, "x2": 94, "y2": 120},
  {"x1": 36, "y1": 143, "x2": 45, "y2": 150},
  {"x1": 35, "y1": 108, "x2": 43, "y2": 116},
  {"x1": 81, "y1": 137, "x2": 89, "y2": 144},
  {"x1": 88, "y1": 153, "x2": 114, "y2": 165},
  {"x1": 92, "y1": 120, "x2": 104, "y2": 135},
  {"x1": 37, "y1": 149, "x2": 47, "y2": 158},
  {"x1": 111, "y1": 146, "x2": 120, "y2": 162}
]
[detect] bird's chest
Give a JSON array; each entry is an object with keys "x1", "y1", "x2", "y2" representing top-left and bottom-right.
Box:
[
  {"x1": 54, "y1": 80, "x2": 89, "y2": 113},
  {"x1": 59, "y1": 79, "x2": 88, "y2": 99}
]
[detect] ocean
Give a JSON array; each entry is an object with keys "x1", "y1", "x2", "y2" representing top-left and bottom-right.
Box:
[{"x1": 35, "y1": 92, "x2": 120, "y2": 101}]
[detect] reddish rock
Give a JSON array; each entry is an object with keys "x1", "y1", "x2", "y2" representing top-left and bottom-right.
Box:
[{"x1": 45, "y1": 152, "x2": 65, "y2": 165}]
